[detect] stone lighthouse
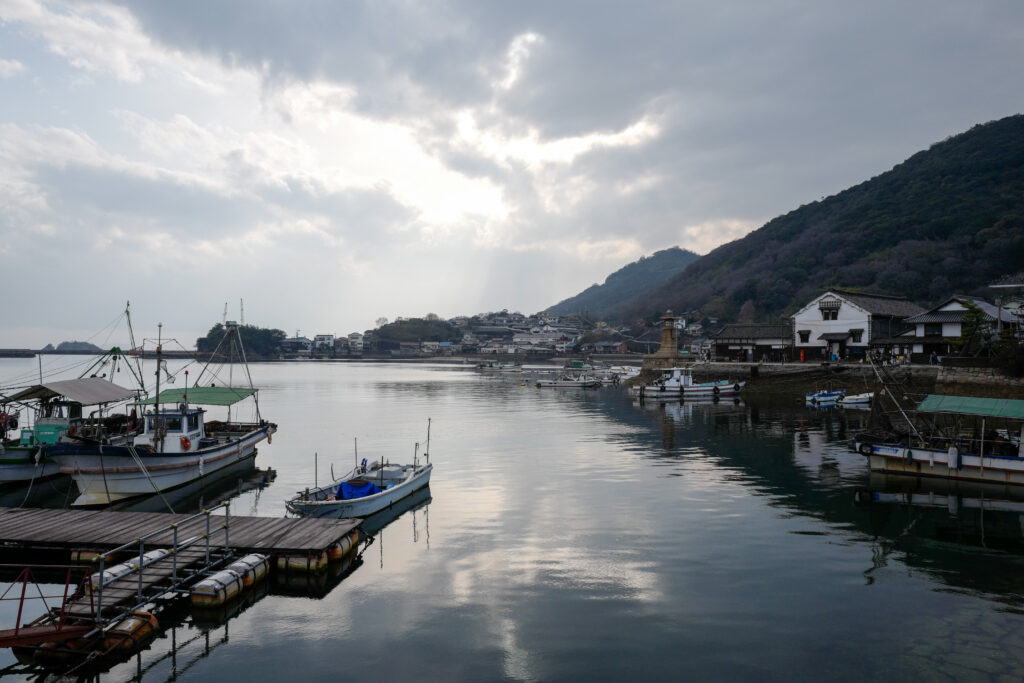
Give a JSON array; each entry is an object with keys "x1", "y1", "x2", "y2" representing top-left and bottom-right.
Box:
[{"x1": 643, "y1": 310, "x2": 687, "y2": 370}]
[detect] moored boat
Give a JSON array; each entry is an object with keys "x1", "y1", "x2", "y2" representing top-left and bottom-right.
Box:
[
  {"x1": 632, "y1": 368, "x2": 744, "y2": 400},
  {"x1": 286, "y1": 423, "x2": 434, "y2": 518},
  {"x1": 854, "y1": 394, "x2": 1024, "y2": 486},
  {"x1": 535, "y1": 373, "x2": 602, "y2": 388},
  {"x1": 46, "y1": 322, "x2": 276, "y2": 506},
  {"x1": 838, "y1": 392, "x2": 873, "y2": 406},
  {"x1": 476, "y1": 359, "x2": 522, "y2": 372},
  {"x1": 805, "y1": 389, "x2": 846, "y2": 405},
  {"x1": 0, "y1": 377, "x2": 137, "y2": 485}
]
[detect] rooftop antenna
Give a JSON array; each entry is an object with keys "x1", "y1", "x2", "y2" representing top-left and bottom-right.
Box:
[
  {"x1": 240, "y1": 298, "x2": 245, "y2": 326},
  {"x1": 222, "y1": 302, "x2": 228, "y2": 326}
]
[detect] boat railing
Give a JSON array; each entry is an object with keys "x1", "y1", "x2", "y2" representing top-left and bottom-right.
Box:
[{"x1": 91, "y1": 501, "x2": 232, "y2": 629}]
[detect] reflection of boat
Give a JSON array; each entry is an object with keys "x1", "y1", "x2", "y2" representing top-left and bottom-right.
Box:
[
  {"x1": 286, "y1": 422, "x2": 433, "y2": 518},
  {"x1": 108, "y1": 456, "x2": 274, "y2": 513},
  {"x1": 48, "y1": 324, "x2": 276, "y2": 506},
  {"x1": 360, "y1": 484, "x2": 431, "y2": 536},
  {"x1": 632, "y1": 368, "x2": 744, "y2": 399},
  {"x1": 536, "y1": 374, "x2": 602, "y2": 388},
  {"x1": 854, "y1": 394, "x2": 1024, "y2": 486}
]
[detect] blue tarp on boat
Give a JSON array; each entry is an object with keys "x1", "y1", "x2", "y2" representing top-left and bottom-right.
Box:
[{"x1": 338, "y1": 480, "x2": 382, "y2": 500}]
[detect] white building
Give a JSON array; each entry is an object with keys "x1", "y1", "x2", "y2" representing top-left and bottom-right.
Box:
[
  {"x1": 904, "y1": 295, "x2": 1021, "y2": 356},
  {"x1": 348, "y1": 332, "x2": 364, "y2": 355},
  {"x1": 313, "y1": 334, "x2": 335, "y2": 350},
  {"x1": 791, "y1": 289, "x2": 923, "y2": 361}
]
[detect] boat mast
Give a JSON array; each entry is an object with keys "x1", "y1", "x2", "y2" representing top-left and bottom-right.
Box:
[
  {"x1": 155, "y1": 323, "x2": 163, "y2": 452},
  {"x1": 425, "y1": 418, "x2": 431, "y2": 465}
]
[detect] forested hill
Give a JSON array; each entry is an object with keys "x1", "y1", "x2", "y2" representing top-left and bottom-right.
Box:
[
  {"x1": 546, "y1": 247, "x2": 699, "y2": 317},
  {"x1": 610, "y1": 114, "x2": 1024, "y2": 324}
]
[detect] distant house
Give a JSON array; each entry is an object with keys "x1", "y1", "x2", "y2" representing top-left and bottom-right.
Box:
[
  {"x1": 313, "y1": 334, "x2": 335, "y2": 353},
  {"x1": 280, "y1": 336, "x2": 312, "y2": 357},
  {"x1": 712, "y1": 324, "x2": 792, "y2": 362},
  {"x1": 689, "y1": 338, "x2": 712, "y2": 359},
  {"x1": 347, "y1": 332, "x2": 364, "y2": 356},
  {"x1": 904, "y1": 295, "x2": 1021, "y2": 357},
  {"x1": 791, "y1": 290, "x2": 924, "y2": 361},
  {"x1": 594, "y1": 340, "x2": 628, "y2": 354}
]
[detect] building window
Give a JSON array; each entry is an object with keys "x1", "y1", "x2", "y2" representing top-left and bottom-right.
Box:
[
  {"x1": 798, "y1": 330, "x2": 810, "y2": 344},
  {"x1": 850, "y1": 330, "x2": 863, "y2": 343},
  {"x1": 924, "y1": 323, "x2": 942, "y2": 337},
  {"x1": 820, "y1": 309, "x2": 838, "y2": 321}
]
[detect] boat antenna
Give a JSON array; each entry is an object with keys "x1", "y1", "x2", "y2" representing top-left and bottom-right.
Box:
[{"x1": 354, "y1": 437, "x2": 358, "y2": 469}]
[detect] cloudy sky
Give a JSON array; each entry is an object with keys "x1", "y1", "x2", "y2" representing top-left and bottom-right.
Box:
[{"x1": 2, "y1": 0, "x2": 1023, "y2": 347}]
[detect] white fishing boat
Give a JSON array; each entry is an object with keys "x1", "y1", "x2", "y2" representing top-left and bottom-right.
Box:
[
  {"x1": 46, "y1": 322, "x2": 276, "y2": 506},
  {"x1": 286, "y1": 423, "x2": 434, "y2": 518},
  {"x1": 632, "y1": 368, "x2": 744, "y2": 400},
  {"x1": 854, "y1": 394, "x2": 1024, "y2": 486},
  {"x1": 535, "y1": 374, "x2": 602, "y2": 388},
  {"x1": 476, "y1": 359, "x2": 522, "y2": 372}
]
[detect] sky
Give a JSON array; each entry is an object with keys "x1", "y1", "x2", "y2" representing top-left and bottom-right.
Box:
[{"x1": 2, "y1": 0, "x2": 1024, "y2": 348}]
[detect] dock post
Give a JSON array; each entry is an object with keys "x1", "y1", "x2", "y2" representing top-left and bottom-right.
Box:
[
  {"x1": 138, "y1": 538, "x2": 145, "y2": 602},
  {"x1": 224, "y1": 501, "x2": 230, "y2": 554},
  {"x1": 97, "y1": 553, "x2": 105, "y2": 622},
  {"x1": 172, "y1": 524, "x2": 178, "y2": 582},
  {"x1": 205, "y1": 509, "x2": 211, "y2": 564}
]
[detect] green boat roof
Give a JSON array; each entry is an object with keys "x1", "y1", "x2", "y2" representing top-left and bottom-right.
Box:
[
  {"x1": 916, "y1": 394, "x2": 1024, "y2": 420},
  {"x1": 135, "y1": 386, "x2": 257, "y2": 406}
]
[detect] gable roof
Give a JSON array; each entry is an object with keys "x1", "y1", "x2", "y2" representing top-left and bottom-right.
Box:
[
  {"x1": 904, "y1": 295, "x2": 1020, "y2": 324},
  {"x1": 829, "y1": 290, "x2": 925, "y2": 317}
]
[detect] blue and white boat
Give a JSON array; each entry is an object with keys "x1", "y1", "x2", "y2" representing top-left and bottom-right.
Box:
[
  {"x1": 286, "y1": 421, "x2": 434, "y2": 518},
  {"x1": 806, "y1": 389, "x2": 845, "y2": 406}
]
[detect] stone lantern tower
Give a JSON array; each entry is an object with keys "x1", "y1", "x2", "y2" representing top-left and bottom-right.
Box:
[{"x1": 643, "y1": 310, "x2": 686, "y2": 370}]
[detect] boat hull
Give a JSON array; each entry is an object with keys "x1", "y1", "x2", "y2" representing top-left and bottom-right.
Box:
[
  {"x1": 856, "y1": 440, "x2": 1024, "y2": 486},
  {"x1": 287, "y1": 464, "x2": 432, "y2": 518},
  {"x1": 0, "y1": 447, "x2": 61, "y2": 484},
  {"x1": 48, "y1": 424, "x2": 275, "y2": 506}
]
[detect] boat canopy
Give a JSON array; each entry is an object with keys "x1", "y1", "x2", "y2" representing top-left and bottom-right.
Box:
[
  {"x1": 2, "y1": 378, "x2": 135, "y2": 406},
  {"x1": 916, "y1": 394, "x2": 1024, "y2": 420},
  {"x1": 135, "y1": 386, "x2": 257, "y2": 407}
]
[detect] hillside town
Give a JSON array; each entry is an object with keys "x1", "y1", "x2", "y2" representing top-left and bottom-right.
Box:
[{"x1": 275, "y1": 276, "x2": 1023, "y2": 365}]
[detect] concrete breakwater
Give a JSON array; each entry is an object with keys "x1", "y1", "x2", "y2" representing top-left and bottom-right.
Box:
[{"x1": 630, "y1": 362, "x2": 1024, "y2": 401}]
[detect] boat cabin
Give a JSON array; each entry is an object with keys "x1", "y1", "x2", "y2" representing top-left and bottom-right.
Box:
[{"x1": 134, "y1": 405, "x2": 206, "y2": 453}]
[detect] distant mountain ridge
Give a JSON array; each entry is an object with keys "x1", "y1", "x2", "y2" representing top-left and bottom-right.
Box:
[
  {"x1": 578, "y1": 114, "x2": 1024, "y2": 324},
  {"x1": 546, "y1": 247, "x2": 699, "y2": 318}
]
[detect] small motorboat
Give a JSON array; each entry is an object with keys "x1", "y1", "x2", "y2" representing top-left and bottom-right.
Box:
[
  {"x1": 286, "y1": 422, "x2": 434, "y2": 518},
  {"x1": 535, "y1": 374, "x2": 602, "y2": 388},
  {"x1": 806, "y1": 389, "x2": 846, "y2": 405},
  {"x1": 838, "y1": 392, "x2": 873, "y2": 406}
]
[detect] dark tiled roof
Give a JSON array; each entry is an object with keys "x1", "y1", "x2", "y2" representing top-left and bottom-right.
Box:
[
  {"x1": 904, "y1": 311, "x2": 965, "y2": 324},
  {"x1": 830, "y1": 290, "x2": 925, "y2": 317},
  {"x1": 906, "y1": 296, "x2": 1020, "y2": 323},
  {"x1": 714, "y1": 324, "x2": 791, "y2": 340}
]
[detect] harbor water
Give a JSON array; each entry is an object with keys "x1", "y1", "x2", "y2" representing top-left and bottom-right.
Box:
[{"x1": 1, "y1": 358, "x2": 1024, "y2": 681}]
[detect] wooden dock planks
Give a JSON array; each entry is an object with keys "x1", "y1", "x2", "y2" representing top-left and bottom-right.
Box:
[{"x1": 0, "y1": 507, "x2": 360, "y2": 557}]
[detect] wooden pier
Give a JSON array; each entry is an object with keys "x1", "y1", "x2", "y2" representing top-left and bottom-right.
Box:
[{"x1": 0, "y1": 507, "x2": 360, "y2": 559}]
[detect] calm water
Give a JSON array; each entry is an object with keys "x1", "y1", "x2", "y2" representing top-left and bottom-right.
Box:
[{"x1": 2, "y1": 358, "x2": 1024, "y2": 681}]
